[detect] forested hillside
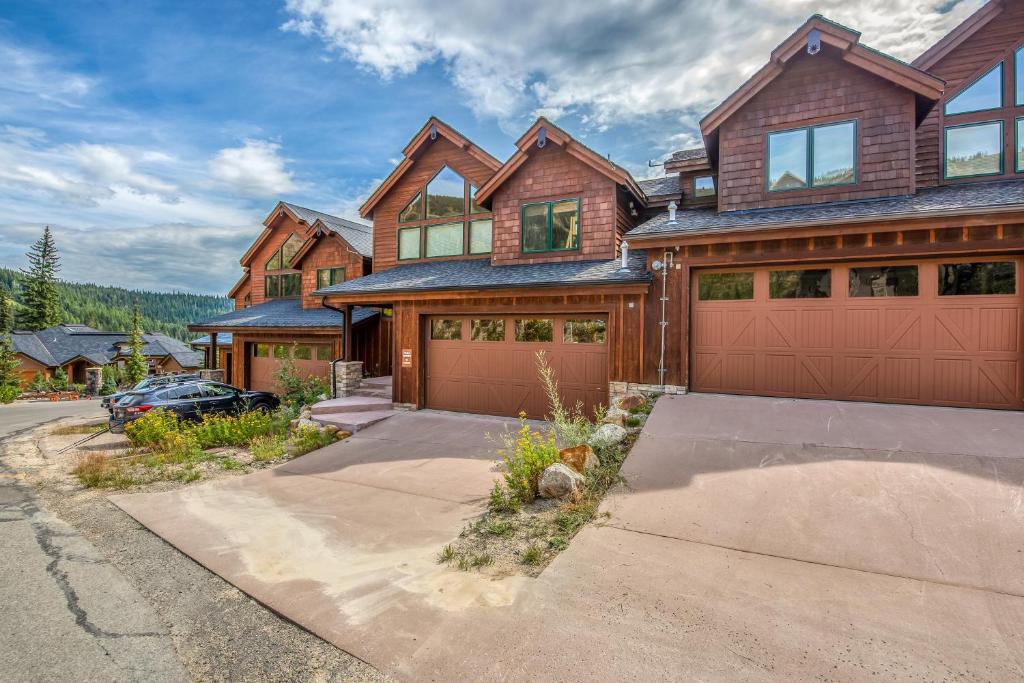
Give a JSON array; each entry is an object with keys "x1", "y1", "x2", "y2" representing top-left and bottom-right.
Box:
[{"x1": 0, "y1": 268, "x2": 231, "y2": 341}]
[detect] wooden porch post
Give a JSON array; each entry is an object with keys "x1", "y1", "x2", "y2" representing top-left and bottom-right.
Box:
[
  {"x1": 343, "y1": 305, "x2": 353, "y2": 360},
  {"x1": 210, "y1": 332, "x2": 218, "y2": 370}
]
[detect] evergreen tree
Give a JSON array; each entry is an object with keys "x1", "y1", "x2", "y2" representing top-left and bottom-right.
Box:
[
  {"x1": 124, "y1": 303, "x2": 148, "y2": 384},
  {"x1": 0, "y1": 334, "x2": 22, "y2": 403},
  {"x1": 0, "y1": 285, "x2": 12, "y2": 333},
  {"x1": 18, "y1": 227, "x2": 62, "y2": 331}
]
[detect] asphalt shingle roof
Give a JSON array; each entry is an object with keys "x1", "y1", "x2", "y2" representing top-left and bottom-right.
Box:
[
  {"x1": 283, "y1": 202, "x2": 374, "y2": 257},
  {"x1": 627, "y1": 180, "x2": 1024, "y2": 239},
  {"x1": 638, "y1": 175, "x2": 681, "y2": 197},
  {"x1": 190, "y1": 332, "x2": 233, "y2": 347},
  {"x1": 669, "y1": 147, "x2": 708, "y2": 163},
  {"x1": 10, "y1": 325, "x2": 200, "y2": 369},
  {"x1": 191, "y1": 298, "x2": 378, "y2": 329},
  {"x1": 314, "y1": 251, "x2": 651, "y2": 296}
]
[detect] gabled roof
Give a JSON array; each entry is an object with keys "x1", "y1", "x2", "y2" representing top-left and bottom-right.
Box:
[
  {"x1": 359, "y1": 117, "x2": 503, "y2": 219},
  {"x1": 700, "y1": 15, "x2": 945, "y2": 145},
  {"x1": 663, "y1": 147, "x2": 710, "y2": 174},
  {"x1": 638, "y1": 175, "x2": 681, "y2": 198},
  {"x1": 227, "y1": 271, "x2": 249, "y2": 299},
  {"x1": 912, "y1": 0, "x2": 1004, "y2": 70},
  {"x1": 475, "y1": 118, "x2": 646, "y2": 206},
  {"x1": 240, "y1": 201, "x2": 372, "y2": 267},
  {"x1": 292, "y1": 215, "x2": 374, "y2": 263},
  {"x1": 189, "y1": 298, "x2": 378, "y2": 331},
  {"x1": 10, "y1": 325, "x2": 200, "y2": 369}
]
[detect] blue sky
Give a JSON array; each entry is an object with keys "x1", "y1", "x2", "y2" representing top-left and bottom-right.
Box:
[{"x1": 0, "y1": 0, "x2": 980, "y2": 295}]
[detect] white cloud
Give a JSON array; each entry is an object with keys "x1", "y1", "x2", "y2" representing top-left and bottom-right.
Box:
[
  {"x1": 208, "y1": 139, "x2": 299, "y2": 197},
  {"x1": 0, "y1": 43, "x2": 96, "y2": 112},
  {"x1": 283, "y1": 0, "x2": 984, "y2": 127},
  {"x1": 71, "y1": 143, "x2": 179, "y2": 198}
]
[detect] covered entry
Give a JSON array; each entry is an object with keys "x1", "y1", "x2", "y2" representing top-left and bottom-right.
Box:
[
  {"x1": 691, "y1": 257, "x2": 1023, "y2": 409},
  {"x1": 425, "y1": 315, "x2": 609, "y2": 418}
]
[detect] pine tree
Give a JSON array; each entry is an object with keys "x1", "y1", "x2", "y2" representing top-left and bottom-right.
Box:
[
  {"x1": 124, "y1": 303, "x2": 148, "y2": 385},
  {"x1": 18, "y1": 227, "x2": 62, "y2": 331},
  {"x1": 0, "y1": 334, "x2": 22, "y2": 403},
  {"x1": 0, "y1": 285, "x2": 12, "y2": 333}
]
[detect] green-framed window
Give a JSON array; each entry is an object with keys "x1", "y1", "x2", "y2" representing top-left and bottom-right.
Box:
[
  {"x1": 767, "y1": 120, "x2": 856, "y2": 192},
  {"x1": 316, "y1": 267, "x2": 345, "y2": 289},
  {"x1": 521, "y1": 198, "x2": 580, "y2": 253},
  {"x1": 1016, "y1": 47, "x2": 1024, "y2": 107},
  {"x1": 469, "y1": 218, "x2": 493, "y2": 254},
  {"x1": 264, "y1": 272, "x2": 300, "y2": 299},
  {"x1": 944, "y1": 120, "x2": 1004, "y2": 179},
  {"x1": 1016, "y1": 117, "x2": 1024, "y2": 173},
  {"x1": 398, "y1": 226, "x2": 421, "y2": 260},
  {"x1": 399, "y1": 192, "x2": 421, "y2": 223},
  {"x1": 946, "y1": 62, "x2": 1003, "y2": 116},
  {"x1": 265, "y1": 233, "x2": 303, "y2": 271},
  {"x1": 426, "y1": 166, "x2": 465, "y2": 219},
  {"x1": 425, "y1": 221, "x2": 464, "y2": 258}
]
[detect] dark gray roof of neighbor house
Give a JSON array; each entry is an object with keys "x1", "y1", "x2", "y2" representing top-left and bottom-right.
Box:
[
  {"x1": 638, "y1": 175, "x2": 681, "y2": 197},
  {"x1": 190, "y1": 298, "x2": 378, "y2": 329},
  {"x1": 627, "y1": 179, "x2": 1024, "y2": 239},
  {"x1": 314, "y1": 251, "x2": 651, "y2": 296},
  {"x1": 190, "y1": 332, "x2": 234, "y2": 347},
  {"x1": 9, "y1": 325, "x2": 201, "y2": 369},
  {"x1": 283, "y1": 202, "x2": 374, "y2": 257},
  {"x1": 670, "y1": 147, "x2": 708, "y2": 162}
]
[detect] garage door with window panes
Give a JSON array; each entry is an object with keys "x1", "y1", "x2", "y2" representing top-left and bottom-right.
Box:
[
  {"x1": 691, "y1": 257, "x2": 1023, "y2": 409},
  {"x1": 425, "y1": 315, "x2": 608, "y2": 418},
  {"x1": 249, "y1": 342, "x2": 333, "y2": 394}
]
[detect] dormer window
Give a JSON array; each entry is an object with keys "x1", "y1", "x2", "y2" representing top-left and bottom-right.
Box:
[
  {"x1": 693, "y1": 175, "x2": 716, "y2": 198},
  {"x1": 396, "y1": 166, "x2": 493, "y2": 260},
  {"x1": 945, "y1": 63, "x2": 1003, "y2": 116},
  {"x1": 767, "y1": 120, "x2": 856, "y2": 192},
  {"x1": 264, "y1": 233, "x2": 302, "y2": 299},
  {"x1": 522, "y1": 199, "x2": 580, "y2": 253}
]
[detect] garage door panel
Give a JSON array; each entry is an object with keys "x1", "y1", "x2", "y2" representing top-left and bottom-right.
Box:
[
  {"x1": 692, "y1": 258, "x2": 1024, "y2": 410},
  {"x1": 426, "y1": 315, "x2": 608, "y2": 419}
]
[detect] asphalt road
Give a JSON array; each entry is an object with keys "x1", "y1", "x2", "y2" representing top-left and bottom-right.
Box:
[{"x1": 0, "y1": 400, "x2": 189, "y2": 682}]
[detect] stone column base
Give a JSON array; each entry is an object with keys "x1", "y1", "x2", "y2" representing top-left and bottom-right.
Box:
[{"x1": 334, "y1": 361, "x2": 363, "y2": 397}]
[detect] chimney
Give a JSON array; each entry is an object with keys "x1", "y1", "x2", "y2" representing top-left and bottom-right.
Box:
[{"x1": 619, "y1": 241, "x2": 629, "y2": 270}]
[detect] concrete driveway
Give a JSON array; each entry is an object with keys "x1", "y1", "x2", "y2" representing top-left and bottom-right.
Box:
[{"x1": 113, "y1": 399, "x2": 1024, "y2": 680}]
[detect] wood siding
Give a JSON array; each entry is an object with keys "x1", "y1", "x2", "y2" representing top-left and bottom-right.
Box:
[
  {"x1": 915, "y1": 2, "x2": 1024, "y2": 188},
  {"x1": 299, "y1": 234, "x2": 368, "y2": 309},
  {"x1": 246, "y1": 213, "x2": 305, "y2": 306},
  {"x1": 490, "y1": 144, "x2": 620, "y2": 264},
  {"x1": 717, "y1": 47, "x2": 917, "y2": 212},
  {"x1": 372, "y1": 136, "x2": 496, "y2": 273}
]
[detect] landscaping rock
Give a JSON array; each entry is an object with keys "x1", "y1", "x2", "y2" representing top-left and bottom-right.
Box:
[
  {"x1": 295, "y1": 417, "x2": 319, "y2": 431},
  {"x1": 601, "y1": 407, "x2": 629, "y2": 427},
  {"x1": 617, "y1": 394, "x2": 647, "y2": 412},
  {"x1": 559, "y1": 444, "x2": 599, "y2": 474},
  {"x1": 335, "y1": 430, "x2": 352, "y2": 441},
  {"x1": 538, "y1": 463, "x2": 584, "y2": 499},
  {"x1": 322, "y1": 424, "x2": 339, "y2": 434},
  {"x1": 589, "y1": 423, "x2": 627, "y2": 449}
]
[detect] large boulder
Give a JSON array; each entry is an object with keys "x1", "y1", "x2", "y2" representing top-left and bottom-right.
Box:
[
  {"x1": 616, "y1": 394, "x2": 647, "y2": 412},
  {"x1": 589, "y1": 423, "x2": 627, "y2": 449},
  {"x1": 601, "y1": 407, "x2": 629, "y2": 427},
  {"x1": 559, "y1": 444, "x2": 599, "y2": 474},
  {"x1": 539, "y1": 463, "x2": 584, "y2": 499}
]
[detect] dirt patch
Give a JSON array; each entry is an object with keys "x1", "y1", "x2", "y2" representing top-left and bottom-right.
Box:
[{"x1": 2, "y1": 415, "x2": 388, "y2": 682}]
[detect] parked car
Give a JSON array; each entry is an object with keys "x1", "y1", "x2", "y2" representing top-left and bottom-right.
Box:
[
  {"x1": 102, "y1": 373, "x2": 201, "y2": 413},
  {"x1": 108, "y1": 381, "x2": 279, "y2": 433}
]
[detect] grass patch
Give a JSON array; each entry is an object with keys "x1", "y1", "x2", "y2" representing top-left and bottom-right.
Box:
[
  {"x1": 521, "y1": 544, "x2": 544, "y2": 565},
  {"x1": 438, "y1": 544, "x2": 455, "y2": 564},
  {"x1": 73, "y1": 453, "x2": 137, "y2": 489},
  {"x1": 483, "y1": 518, "x2": 515, "y2": 536},
  {"x1": 624, "y1": 415, "x2": 642, "y2": 429},
  {"x1": 250, "y1": 434, "x2": 287, "y2": 462},
  {"x1": 53, "y1": 422, "x2": 108, "y2": 436},
  {"x1": 289, "y1": 426, "x2": 336, "y2": 457}
]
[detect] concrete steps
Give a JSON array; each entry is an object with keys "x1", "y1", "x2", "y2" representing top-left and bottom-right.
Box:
[
  {"x1": 311, "y1": 410, "x2": 396, "y2": 433},
  {"x1": 309, "y1": 376, "x2": 396, "y2": 433},
  {"x1": 310, "y1": 396, "x2": 393, "y2": 415}
]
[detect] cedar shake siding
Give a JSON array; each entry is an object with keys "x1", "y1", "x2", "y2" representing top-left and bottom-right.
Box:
[
  {"x1": 247, "y1": 213, "x2": 305, "y2": 306},
  {"x1": 371, "y1": 135, "x2": 497, "y2": 273},
  {"x1": 298, "y1": 235, "x2": 368, "y2": 309},
  {"x1": 489, "y1": 143, "x2": 620, "y2": 265},
  {"x1": 717, "y1": 46, "x2": 917, "y2": 212},
  {"x1": 914, "y1": 2, "x2": 1024, "y2": 188}
]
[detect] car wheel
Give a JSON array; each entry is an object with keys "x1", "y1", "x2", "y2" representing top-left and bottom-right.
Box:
[{"x1": 250, "y1": 402, "x2": 271, "y2": 414}]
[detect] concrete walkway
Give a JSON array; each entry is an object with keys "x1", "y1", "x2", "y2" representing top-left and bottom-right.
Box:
[
  {"x1": 112, "y1": 400, "x2": 1024, "y2": 680},
  {"x1": 0, "y1": 401, "x2": 188, "y2": 682}
]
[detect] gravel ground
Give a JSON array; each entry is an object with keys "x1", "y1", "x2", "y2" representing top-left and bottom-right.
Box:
[{"x1": 4, "y1": 417, "x2": 389, "y2": 683}]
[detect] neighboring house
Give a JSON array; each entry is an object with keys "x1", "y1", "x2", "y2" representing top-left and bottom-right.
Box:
[
  {"x1": 11, "y1": 324, "x2": 201, "y2": 386},
  {"x1": 189, "y1": 202, "x2": 391, "y2": 393},
  {"x1": 190, "y1": 332, "x2": 232, "y2": 380},
  {"x1": 314, "y1": 2, "x2": 1024, "y2": 416}
]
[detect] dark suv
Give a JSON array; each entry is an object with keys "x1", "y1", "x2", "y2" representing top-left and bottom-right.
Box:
[
  {"x1": 102, "y1": 373, "x2": 201, "y2": 413},
  {"x1": 109, "y1": 381, "x2": 279, "y2": 433}
]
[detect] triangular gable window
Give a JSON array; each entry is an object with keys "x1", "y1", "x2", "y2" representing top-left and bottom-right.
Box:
[
  {"x1": 426, "y1": 166, "x2": 465, "y2": 219},
  {"x1": 265, "y1": 233, "x2": 303, "y2": 271},
  {"x1": 399, "y1": 192, "x2": 421, "y2": 223},
  {"x1": 945, "y1": 62, "x2": 1003, "y2": 116},
  {"x1": 469, "y1": 184, "x2": 485, "y2": 214}
]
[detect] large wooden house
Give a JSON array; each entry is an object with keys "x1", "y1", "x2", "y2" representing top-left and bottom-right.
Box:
[{"x1": 208, "y1": 1, "x2": 1024, "y2": 416}]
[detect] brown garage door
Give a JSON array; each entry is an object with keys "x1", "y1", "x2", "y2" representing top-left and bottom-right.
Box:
[
  {"x1": 425, "y1": 315, "x2": 608, "y2": 419},
  {"x1": 691, "y1": 257, "x2": 1023, "y2": 409},
  {"x1": 249, "y1": 342, "x2": 333, "y2": 394}
]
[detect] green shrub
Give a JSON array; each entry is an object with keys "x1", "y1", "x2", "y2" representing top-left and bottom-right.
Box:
[
  {"x1": 624, "y1": 416, "x2": 642, "y2": 429},
  {"x1": 497, "y1": 416, "x2": 560, "y2": 504},
  {"x1": 536, "y1": 351, "x2": 598, "y2": 448},
  {"x1": 29, "y1": 372, "x2": 49, "y2": 392},
  {"x1": 0, "y1": 385, "x2": 17, "y2": 404},
  {"x1": 488, "y1": 481, "x2": 521, "y2": 514},
  {"x1": 189, "y1": 411, "x2": 275, "y2": 449},
  {"x1": 52, "y1": 368, "x2": 68, "y2": 391},
  {"x1": 274, "y1": 354, "x2": 330, "y2": 409},
  {"x1": 250, "y1": 433, "x2": 287, "y2": 462},
  {"x1": 289, "y1": 426, "x2": 335, "y2": 457},
  {"x1": 124, "y1": 408, "x2": 181, "y2": 447}
]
